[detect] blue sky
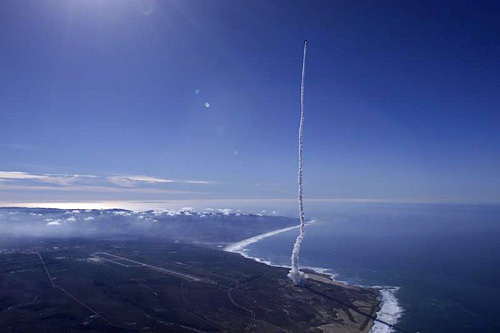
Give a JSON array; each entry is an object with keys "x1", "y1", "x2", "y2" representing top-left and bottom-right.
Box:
[{"x1": 0, "y1": 0, "x2": 499, "y2": 203}]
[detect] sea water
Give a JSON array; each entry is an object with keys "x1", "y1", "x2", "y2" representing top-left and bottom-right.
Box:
[{"x1": 228, "y1": 202, "x2": 500, "y2": 333}]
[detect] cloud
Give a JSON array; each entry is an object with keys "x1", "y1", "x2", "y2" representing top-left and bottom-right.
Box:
[
  {"x1": 0, "y1": 170, "x2": 211, "y2": 198},
  {"x1": 218, "y1": 208, "x2": 232, "y2": 215},
  {"x1": 46, "y1": 219, "x2": 62, "y2": 226},
  {"x1": 108, "y1": 175, "x2": 173, "y2": 187},
  {"x1": 108, "y1": 176, "x2": 174, "y2": 187},
  {"x1": 108, "y1": 175, "x2": 210, "y2": 187},
  {"x1": 183, "y1": 180, "x2": 211, "y2": 184},
  {"x1": 107, "y1": 177, "x2": 135, "y2": 187},
  {"x1": 0, "y1": 171, "x2": 47, "y2": 180},
  {"x1": 1, "y1": 171, "x2": 209, "y2": 187},
  {"x1": 0, "y1": 184, "x2": 204, "y2": 196},
  {"x1": 126, "y1": 175, "x2": 174, "y2": 183},
  {"x1": 112, "y1": 211, "x2": 132, "y2": 216},
  {"x1": 0, "y1": 171, "x2": 95, "y2": 186},
  {"x1": 41, "y1": 174, "x2": 96, "y2": 186}
]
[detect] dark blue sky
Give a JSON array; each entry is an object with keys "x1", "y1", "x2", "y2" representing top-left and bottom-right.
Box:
[{"x1": 0, "y1": 0, "x2": 499, "y2": 203}]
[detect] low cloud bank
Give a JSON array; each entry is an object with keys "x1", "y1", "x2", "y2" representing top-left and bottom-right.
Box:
[{"x1": 0, "y1": 207, "x2": 298, "y2": 244}]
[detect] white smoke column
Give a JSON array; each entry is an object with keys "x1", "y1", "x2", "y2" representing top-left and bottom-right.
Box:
[{"x1": 288, "y1": 40, "x2": 308, "y2": 286}]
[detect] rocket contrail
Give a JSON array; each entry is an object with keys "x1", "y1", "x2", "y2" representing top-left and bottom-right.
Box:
[{"x1": 289, "y1": 40, "x2": 308, "y2": 286}]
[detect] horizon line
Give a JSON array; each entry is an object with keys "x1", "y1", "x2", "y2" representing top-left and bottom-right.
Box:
[{"x1": 1, "y1": 198, "x2": 499, "y2": 211}]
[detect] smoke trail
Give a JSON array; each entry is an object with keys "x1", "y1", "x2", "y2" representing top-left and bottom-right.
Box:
[{"x1": 288, "y1": 40, "x2": 308, "y2": 286}]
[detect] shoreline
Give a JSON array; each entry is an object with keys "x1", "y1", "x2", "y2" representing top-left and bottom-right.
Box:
[{"x1": 224, "y1": 223, "x2": 404, "y2": 333}]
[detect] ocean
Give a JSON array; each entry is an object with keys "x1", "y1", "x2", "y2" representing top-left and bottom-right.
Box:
[{"x1": 225, "y1": 202, "x2": 500, "y2": 333}]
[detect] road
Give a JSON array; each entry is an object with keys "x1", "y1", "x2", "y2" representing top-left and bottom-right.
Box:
[
  {"x1": 91, "y1": 252, "x2": 217, "y2": 285},
  {"x1": 93, "y1": 251, "x2": 258, "y2": 332},
  {"x1": 38, "y1": 251, "x2": 260, "y2": 332},
  {"x1": 34, "y1": 252, "x2": 136, "y2": 331}
]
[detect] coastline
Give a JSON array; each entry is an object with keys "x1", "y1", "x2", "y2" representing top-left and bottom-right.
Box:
[{"x1": 224, "y1": 223, "x2": 403, "y2": 333}]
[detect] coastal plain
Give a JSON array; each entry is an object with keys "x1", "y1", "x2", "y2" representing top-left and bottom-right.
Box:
[
  {"x1": 1, "y1": 238, "x2": 380, "y2": 332},
  {"x1": 0, "y1": 208, "x2": 381, "y2": 332}
]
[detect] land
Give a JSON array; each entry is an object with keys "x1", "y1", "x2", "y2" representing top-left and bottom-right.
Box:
[
  {"x1": 0, "y1": 208, "x2": 382, "y2": 332},
  {"x1": 0, "y1": 237, "x2": 381, "y2": 332}
]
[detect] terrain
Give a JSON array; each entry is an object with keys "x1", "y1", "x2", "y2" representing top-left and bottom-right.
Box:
[{"x1": 0, "y1": 208, "x2": 381, "y2": 332}]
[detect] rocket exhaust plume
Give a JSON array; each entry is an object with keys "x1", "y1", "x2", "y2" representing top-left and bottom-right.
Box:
[{"x1": 288, "y1": 40, "x2": 308, "y2": 286}]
